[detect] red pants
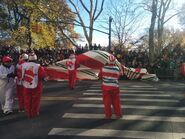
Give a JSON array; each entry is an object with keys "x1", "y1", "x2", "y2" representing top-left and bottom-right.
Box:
[
  {"x1": 68, "y1": 70, "x2": 77, "y2": 89},
  {"x1": 16, "y1": 85, "x2": 24, "y2": 110},
  {"x1": 23, "y1": 86, "x2": 42, "y2": 118},
  {"x1": 102, "y1": 88, "x2": 122, "y2": 118}
]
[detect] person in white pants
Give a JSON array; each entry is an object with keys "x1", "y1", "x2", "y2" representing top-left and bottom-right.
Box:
[{"x1": 0, "y1": 56, "x2": 16, "y2": 115}]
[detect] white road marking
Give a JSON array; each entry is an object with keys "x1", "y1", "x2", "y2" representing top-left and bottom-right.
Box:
[
  {"x1": 130, "y1": 85, "x2": 153, "y2": 87},
  {"x1": 91, "y1": 85, "x2": 154, "y2": 88},
  {"x1": 87, "y1": 89, "x2": 164, "y2": 93},
  {"x1": 62, "y1": 113, "x2": 185, "y2": 122},
  {"x1": 78, "y1": 97, "x2": 179, "y2": 102},
  {"x1": 48, "y1": 128, "x2": 185, "y2": 139},
  {"x1": 90, "y1": 86, "x2": 158, "y2": 90},
  {"x1": 73, "y1": 104, "x2": 185, "y2": 111},
  {"x1": 83, "y1": 92, "x2": 171, "y2": 97}
]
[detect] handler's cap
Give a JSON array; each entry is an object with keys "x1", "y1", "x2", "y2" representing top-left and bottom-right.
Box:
[
  {"x1": 29, "y1": 53, "x2": 37, "y2": 61},
  {"x1": 21, "y1": 53, "x2": 28, "y2": 60},
  {"x1": 69, "y1": 54, "x2": 75, "y2": 59},
  {"x1": 108, "y1": 54, "x2": 116, "y2": 64},
  {"x1": 2, "y1": 56, "x2": 12, "y2": 63}
]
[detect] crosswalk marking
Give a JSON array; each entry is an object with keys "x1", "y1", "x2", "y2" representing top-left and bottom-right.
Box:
[
  {"x1": 48, "y1": 82, "x2": 185, "y2": 139},
  {"x1": 91, "y1": 85, "x2": 154, "y2": 88},
  {"x1": 130, "y1": 85, "x2": 153, "y2": 87},
  {"x1": 41, "y1": 96, "x2": 77, "y2": 101},
  {"x1": 83, "y1": 92, "x2": 171, "y2": 97},
  {"x1": 48, "y1": 128, "x2": 185, "y2": 139},
  {"x1": 78, "y1": 97, "x2": 179, "y2": 102},
  {"x1": 87, "y1": 89, "x2": 164, "y2": 93},
  {"x1": 90, "y1": 86, "x2": 158, "y2": 90},
  {"x1": 73, "y1": 104, "x2": 185, "y2": 111},
  {"x1": 62, "y1": 113, "x2": 185, "y2": 122}
]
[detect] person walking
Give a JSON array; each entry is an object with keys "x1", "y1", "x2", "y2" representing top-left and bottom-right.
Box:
[
  {"x1": 16, "y1": 53, "x2": 28, "y2": 112},
  {"x1": 22, "y1": 53, "x2": 45, "y2": 118},
  {"x1": 99, "y1": 54, "x2": 122, "y2": 119},
  {"x1": 66, "y1": 52, "x2": 80, "y2": 89},
  {"x1": 0, "y1": 56, "x2": 16, "y2": 115}
]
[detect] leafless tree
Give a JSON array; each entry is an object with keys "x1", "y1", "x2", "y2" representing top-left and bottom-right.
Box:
[
  {"x1": 157, "y1": 0, "x2": 172, "y2": 53},
  {"x1": 68, "y1": 0, "x2": 105, "y2": 49},
  {"x1": 179, "y1": 3, "x2": 185, "y2": 26},
  {"x1": 148, "y1": 0, "x2": 158, "y2": 63},
  {"x1": 143, "y1": 0, "x2": 180, "y2": 62},
  {"x1": 102, "y1": 0, "x2": 143, "y2": 49}
]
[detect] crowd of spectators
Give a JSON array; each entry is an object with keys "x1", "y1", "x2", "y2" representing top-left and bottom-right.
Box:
[
  {"x1": 0, "y1": 43, "x2": 185, "y2": 80},
  {"x1": 113, "y1": 44, "x2": 185, "y2": 80},
  {"x1": 0, "y1": 44, "x2": 106, "y2": 66}
]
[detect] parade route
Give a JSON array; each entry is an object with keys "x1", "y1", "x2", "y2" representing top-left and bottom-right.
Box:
[{"x1": 0, "y1": 80, "x2": 185, "y2": 139}]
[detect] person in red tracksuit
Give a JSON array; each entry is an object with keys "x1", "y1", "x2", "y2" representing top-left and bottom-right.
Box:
[
  {"x1": 99, "y1": 54, "x2": 122, "y2": 119},
  {"x1": 22, "y1": 53, "x2": 45, "y2": 118},
  {"x1": 16, "y1": 53, "x2": 28, "y2": 112},
  {"x1": 66, "y1": 53, "x2": 80, "y2": 89}
]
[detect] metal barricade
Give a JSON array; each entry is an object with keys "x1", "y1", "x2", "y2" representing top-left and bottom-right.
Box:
[{"x1": 154, "y1": 68, "x2": 184, "y2": 80}]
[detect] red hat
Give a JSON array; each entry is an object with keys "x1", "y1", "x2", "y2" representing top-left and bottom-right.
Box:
[
  {"x1": 2, "y1": 56, "x2": 12, "y2": 63},
  {"x1": 108, "y1": 54, "x2": 116, "y2": 64}
]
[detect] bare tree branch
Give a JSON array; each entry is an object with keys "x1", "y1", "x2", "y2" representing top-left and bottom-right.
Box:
[
  {"x1": 68, "y1": 0, "x2": 105, "y2": 46},
  {"x1": 93, "y1": 0, "x2": 98, "y2": 19},
  {"x1": 103, "y1": 0, "x2": 143, "y2": 46},
  {"x1": 79, "y1": 0, "x2": 90, "y2": 14},
  {"x1": 164, "y1": 11, "x2": 181, "y2": 24},
  {"x1": 68, "y1": 0, "x2": 89, "y2": 41},
  {"x1": 94, "y1": 0, "x2": 105, "y2": 20}
]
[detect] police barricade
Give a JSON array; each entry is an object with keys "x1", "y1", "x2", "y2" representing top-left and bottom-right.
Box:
[
  {"x1": 155, "y1": 69, "x2": 174, "y2": 79},
  {"x1": 154, "y1": 67, "x2": 185, "y2": 80},
  {"x1": 120, "y1": 68, "x2": 183, "y2": 80}
]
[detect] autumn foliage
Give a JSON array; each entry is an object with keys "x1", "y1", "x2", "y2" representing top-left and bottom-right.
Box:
[{"x1": 0, "y1": 0, "x2": 79, "y2": 49}]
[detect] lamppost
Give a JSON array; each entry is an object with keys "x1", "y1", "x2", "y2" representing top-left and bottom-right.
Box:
[{"x1": 109, "y1": 16, "x2": 113, "y2": 52}]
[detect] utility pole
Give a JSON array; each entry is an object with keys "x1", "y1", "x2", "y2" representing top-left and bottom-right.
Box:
[{"x1": 108, "y1": 16, "x2": 113, "y2": 52}]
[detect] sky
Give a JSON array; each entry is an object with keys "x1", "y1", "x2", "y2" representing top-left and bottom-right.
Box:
[{"x1": 69, "y1": 0, "x2": 185, "y2": 47}]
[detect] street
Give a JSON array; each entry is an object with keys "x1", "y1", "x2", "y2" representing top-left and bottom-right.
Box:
[{"x1": 0, "y1": 80, "x2": 185, "y2": 139}]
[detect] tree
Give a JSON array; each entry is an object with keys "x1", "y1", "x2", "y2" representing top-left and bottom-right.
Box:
[
  {"x1": 30, "y1": 0, "x2": 79, "y2": 48},
  {"x1": 31, "y1": 22, "x2": 56, "y2": 48},
  {"x1": 143, "y1": 0, "x2": 179, "y2": 62},
  {"x1": 67, "y1": 0, "x2": 105, "y2": 49},
  {"x1": 0, "y1": 0, "x2": 40, "y2": 47},
  {"x1": 104, "y1": 0, "x2": 143, "y2": 49},
  {"x1": 157, "y1": 0, "x2": 173, "y2": 53},
  {"x1": 148, "y1": 0, "x2": 158, "y2": 63},
  {"x1": 162, "y1": 28, "x2": 185, "y2": 49},
  {"x1": 179, "y1": 3, "x2": 185, "y2": 26},
  {"x1": 0, "y1": 1, "x2": 9, "y2": 39},
  {"x1": 0, "y1": 0, "x2": 78, "y2": 49}
]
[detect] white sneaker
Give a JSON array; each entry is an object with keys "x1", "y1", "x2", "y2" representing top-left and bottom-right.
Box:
[{"x1": 4, "y1": 110, "x2": 13, "y2": 115}]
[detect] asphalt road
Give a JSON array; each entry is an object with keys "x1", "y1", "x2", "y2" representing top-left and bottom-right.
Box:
[{"x1": 0, "y1": 80, "x2": 185, "y2": 139}]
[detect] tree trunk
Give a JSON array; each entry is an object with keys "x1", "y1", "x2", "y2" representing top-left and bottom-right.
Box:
[
  {"x1": 149, "y1": 0, "x2": 157, "y2": 63},
  {"x1": 68, "y1": 0, "x2": 105, "y2": 49},
  {"x1": 27, "y1": 16, "x2": 32, "y2": 48},
  {"x1": 157, "y1": 0, "x2": 172, "y2": 55},
  {"x1": 157, "y1": 25, "x2": 163, "y2": 54}
]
